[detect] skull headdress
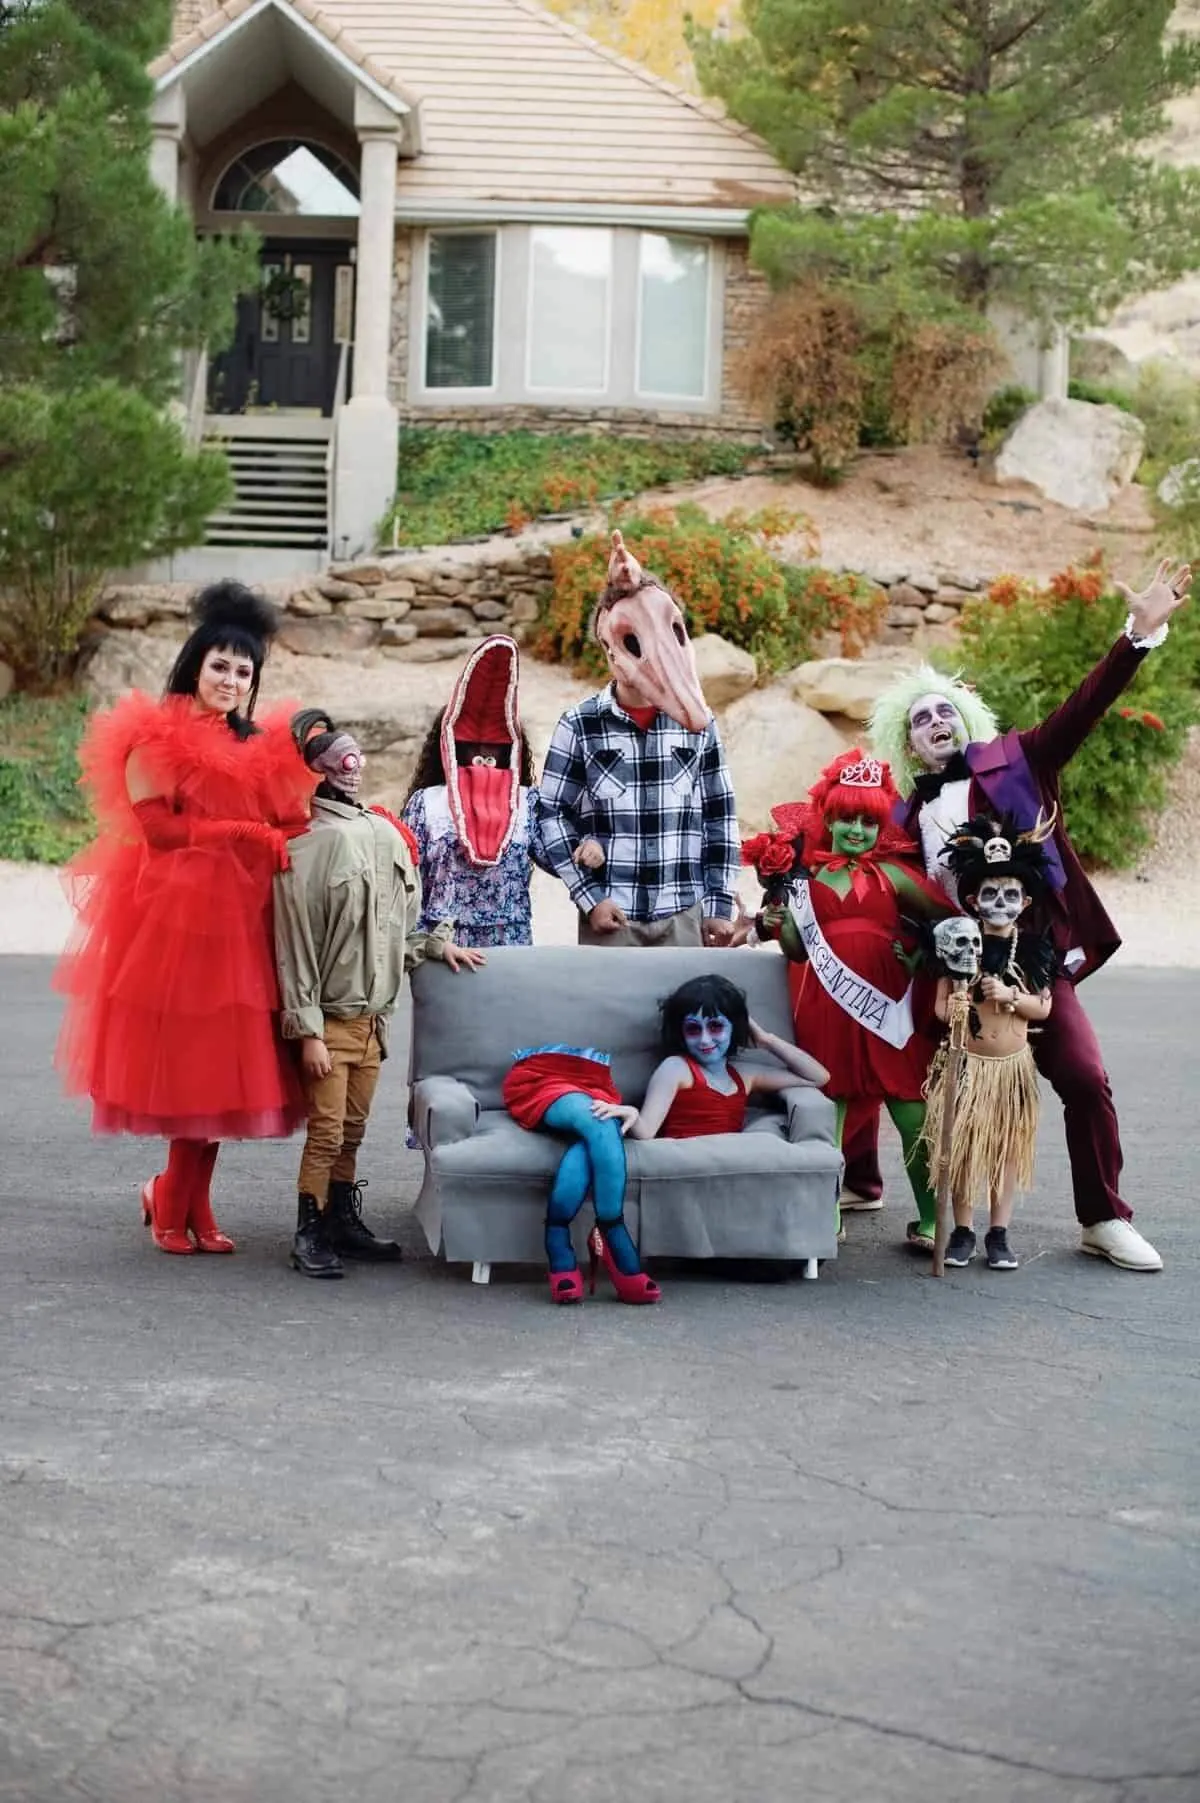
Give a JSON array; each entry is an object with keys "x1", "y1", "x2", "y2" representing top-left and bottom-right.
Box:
[{"x1": 940, "y1": 810, "x2": 1056, "y2": 928}]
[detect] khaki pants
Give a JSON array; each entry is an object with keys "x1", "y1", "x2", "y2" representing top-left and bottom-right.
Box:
[
  {"x1": 296, "y1": 1015, "x2": 382, "y2": 1204},
  {"x1": 577, "y1": 900, "x2": 704, "y2": 948}
]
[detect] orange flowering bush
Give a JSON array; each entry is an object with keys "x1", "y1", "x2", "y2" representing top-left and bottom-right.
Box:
[
  {"x1": 957, "y1": 558, "x2": 1197, "y2": 866},
  {"x1": 538, "y1": 504, "x2": 834, "y2": 676}
]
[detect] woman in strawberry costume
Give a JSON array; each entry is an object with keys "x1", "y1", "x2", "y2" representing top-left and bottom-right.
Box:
[{"x1": 749, "y1": 749, "x2": 953, "y2": 1250}]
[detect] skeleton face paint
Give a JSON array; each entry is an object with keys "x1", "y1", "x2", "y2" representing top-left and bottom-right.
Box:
[
  {"x1": 312, "y1": 732, "x2": 364, "y2": 799},
  {"x1": 682, "y1": 1011, "x2": 733, "y2": 1069},
  {"x1": 934, "y1": 915, "x2": 982, "y2": 979},
  {"x1": 908, "y1": 692, "x2": 968, "y2": 771},
  {"x1": 974, "y1": 877, "x2": 1027, "y2": 930}
]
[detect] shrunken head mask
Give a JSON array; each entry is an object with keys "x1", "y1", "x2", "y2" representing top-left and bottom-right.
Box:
[
  {"x1": 290, "y1": 709, "x2": 365, "y2": 801},
  {"x1": 592, "y1": 531, "x2": 711, "y2": 734}
]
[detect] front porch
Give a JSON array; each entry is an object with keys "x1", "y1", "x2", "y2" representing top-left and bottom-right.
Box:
[{"x1": 150, "y1": 0, "x2": 421, "y2": 560}]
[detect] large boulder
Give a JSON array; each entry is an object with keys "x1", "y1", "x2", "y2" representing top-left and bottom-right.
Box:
[
  {"x1": 994, "y1": 397, "x2": 1145, "y2": 513},
  {"x1": 692, "y1": 633, "x2": 757, "y2": 707},
  {"x1": 82, "y1": 630, "x2": 176, "y2": 702},
  {"x1": 788, "y1": 655, "x2": 916, "y2": 724},
  {"x1": 719, "y1": 686, "x2": 848, "y2": 830}
]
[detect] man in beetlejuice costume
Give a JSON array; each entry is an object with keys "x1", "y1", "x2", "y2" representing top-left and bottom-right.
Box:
[
  {"x1": 538, "y1": 531, "x2": 739, "y2": 947},
  {"x1": 868, "y1": 558, "x2": 1192, "y2": 1271}
]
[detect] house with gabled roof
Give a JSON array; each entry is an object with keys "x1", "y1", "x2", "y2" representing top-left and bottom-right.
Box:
[{"x1": 152, "y1": 0, "x2": 796, "y2": 564}]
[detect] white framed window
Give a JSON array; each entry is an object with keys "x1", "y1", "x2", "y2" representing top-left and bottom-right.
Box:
[
  {"x1": 424, "y1": 231, "x2": 498, "y2": 391},
  {"x1": 526, "y1": 227, "x2": 612, "y2": 394},
  {"x1": 636, "y1": 233, "x2": 711, "y2": 401}
]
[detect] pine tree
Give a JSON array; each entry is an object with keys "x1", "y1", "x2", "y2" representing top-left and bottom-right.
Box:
[
  {"x1": 692, "y1": 0, "x2": 1200, "y2": 326},
  {"x1": 0, "y1": 0, "x2": 257, "y2": 689}
]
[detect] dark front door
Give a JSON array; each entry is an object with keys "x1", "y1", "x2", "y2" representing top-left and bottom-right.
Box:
[{"x1": 208, "y1": 242, "x2": 353, "y2": 417}]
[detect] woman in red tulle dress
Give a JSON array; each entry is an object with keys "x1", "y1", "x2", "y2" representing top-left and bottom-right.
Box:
[
  {"x1": 55, "y1": 583, "x2": 316, "y2": 1256},
  {"x1": 746, "y1": 750, "x2": 953, "y2": 1249}
]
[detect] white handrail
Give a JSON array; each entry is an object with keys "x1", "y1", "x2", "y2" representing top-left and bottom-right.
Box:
[
  {"x1": 326, "y1": 340, "x2": 350, "y2": 555},
  {"x1": 185, "y1": 347, "x2": 208, "y2": 448}
]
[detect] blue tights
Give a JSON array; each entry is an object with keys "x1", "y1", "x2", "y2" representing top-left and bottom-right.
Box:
[{"x1": 541, "y1": 1093, "x2": 640, "y2": 1277}]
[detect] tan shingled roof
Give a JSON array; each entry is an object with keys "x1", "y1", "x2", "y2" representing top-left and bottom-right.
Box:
[
  {"x1": 151, "y1": 0, "x2": 418, "y2": 113},
  {"x1": 157, "y1": 0, "x2": 794, "y2": 211}
]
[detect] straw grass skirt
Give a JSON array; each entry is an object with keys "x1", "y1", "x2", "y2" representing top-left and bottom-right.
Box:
[{"x1": 921, "y1": 1044, "x2": 1040, "y2": 1205}]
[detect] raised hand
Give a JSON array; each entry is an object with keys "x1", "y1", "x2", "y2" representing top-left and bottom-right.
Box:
[{"x1": 1115, "y1": 559, "x2": 1191, "y2": 638}]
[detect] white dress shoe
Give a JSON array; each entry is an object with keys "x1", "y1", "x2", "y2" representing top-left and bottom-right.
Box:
[
  {"x1": 839, "y1": 1189, "x2": 883, "y2": 1212},
  {"x1": 1080, "y1": 1220, "x2": 1163, "y2": 1271}
]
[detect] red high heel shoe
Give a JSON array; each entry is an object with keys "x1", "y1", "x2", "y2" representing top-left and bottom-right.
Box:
[
  {"x1": 547, "y1": 1267, "x2": 585, "y2": 1305},
  {"x1": 186, "y1": 1197, "x2": 236, "y2": 1255},
  {"x1": 588, "y1": 1227, "x2": 660, "y2": 1305},
  {"x1": 141, "y1": 1176, "x2": 195, "y2": 1256}
]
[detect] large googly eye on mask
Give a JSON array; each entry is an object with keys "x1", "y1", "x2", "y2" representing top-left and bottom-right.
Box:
[
  {"x1": 470, "y1": 754, "x2": 497, "y2": 768},
  {"x1": 341, "y1": 754, "x2": 360, "y2": 773}
]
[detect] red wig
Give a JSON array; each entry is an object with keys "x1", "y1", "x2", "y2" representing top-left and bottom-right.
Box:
[{"x1": 771, "y1": 749, "x2": 916, "y2": 863}]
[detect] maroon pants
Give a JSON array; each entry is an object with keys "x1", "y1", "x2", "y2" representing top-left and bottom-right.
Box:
[{"x1": 844, "y1": 977, "x2": 1129, "y2": 1227}]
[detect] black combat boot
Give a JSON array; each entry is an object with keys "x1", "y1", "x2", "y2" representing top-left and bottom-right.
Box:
[
  {"x1": 290, "y1": 1194, "x2": 344, "y2": 1279},
  {"x1": 326, "y1": 1179, "x2": 403, "y2": 1262}
]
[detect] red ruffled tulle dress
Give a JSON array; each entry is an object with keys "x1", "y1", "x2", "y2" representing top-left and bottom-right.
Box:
[
  {"x1": 789, "y1": 868, "x2": 939, "y2": 1103},
  {"x1": 55, "y1": 692, "x2": 315, "y2": 1141}
]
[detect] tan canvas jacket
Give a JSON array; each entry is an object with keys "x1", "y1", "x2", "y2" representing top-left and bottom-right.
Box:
[{"x1": 274, "y1": 796, "x2": 449, "y2": 1055}]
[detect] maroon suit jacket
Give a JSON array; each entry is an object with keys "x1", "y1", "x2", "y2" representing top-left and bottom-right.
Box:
[{"x1": 899, "y1": 638, "x2": 1149, "y2": 982}]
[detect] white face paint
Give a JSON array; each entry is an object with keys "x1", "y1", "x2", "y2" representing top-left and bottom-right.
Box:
[
  {"x1": 974, "y1": 877, "x2": 1027, "y2": 930},
  {"x1": 908, "y1": 692, "x2": 968, "y2": 771}
]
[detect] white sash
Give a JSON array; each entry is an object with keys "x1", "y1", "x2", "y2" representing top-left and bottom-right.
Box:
[{"x1": 788, "y1": 878, "x2": 915, "y2": 1050}]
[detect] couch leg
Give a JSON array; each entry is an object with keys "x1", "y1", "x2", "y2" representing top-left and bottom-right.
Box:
[
  {"x1": 801, "y1": 1258, "x2": 819, "y2": 1282},
  {"x1": 471, "y1": 1262, "x2": 491, "y2": 1286}
]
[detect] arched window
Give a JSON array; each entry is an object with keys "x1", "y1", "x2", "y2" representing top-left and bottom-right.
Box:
[{"x1": 213, "y1": 140, "x2": 360, "y2": 216}]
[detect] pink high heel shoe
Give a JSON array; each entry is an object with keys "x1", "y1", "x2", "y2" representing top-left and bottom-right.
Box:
[
  {"x1": 587, "y1": 1228, "x2": 660, "y2": 1304},
  {"x1": 141, "y1": 1176, "x2": 195, "y2": 1256}
]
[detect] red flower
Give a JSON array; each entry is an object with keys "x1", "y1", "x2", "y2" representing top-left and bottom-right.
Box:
[
  {"x1": 1141, "y1": 711, "x2": 1165, "y2": 731},
  {"x1": 1118, "y1": 707, "x2": 1136, "y2": 719},
  {"x1": 759, "y1": 839, "x2": 797, "y2": 877},
  {"x1": 741, "y1": 832, "x2": 773, "y2": 867},
  {"x1": 1117, "y1": 708, "x2": 1166, "y2": 731}
]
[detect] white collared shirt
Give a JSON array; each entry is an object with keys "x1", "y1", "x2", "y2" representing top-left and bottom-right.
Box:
[{"x1": 917, "y1": 777, "x2": 972, "y2": 904}]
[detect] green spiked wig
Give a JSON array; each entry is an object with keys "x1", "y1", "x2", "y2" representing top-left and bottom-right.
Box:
[{"x1": 868, "y1": 664, "x2": 999, "y2": 797}]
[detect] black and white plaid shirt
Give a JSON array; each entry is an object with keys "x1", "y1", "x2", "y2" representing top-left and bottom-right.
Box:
[{"x1": 537, "y1": 685, "x2": 739, "y2": 922}]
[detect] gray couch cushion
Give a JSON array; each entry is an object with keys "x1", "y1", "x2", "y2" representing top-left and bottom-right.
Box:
[{"x1": 410, "y1": 945, "x2": 802, "y2": 1110}]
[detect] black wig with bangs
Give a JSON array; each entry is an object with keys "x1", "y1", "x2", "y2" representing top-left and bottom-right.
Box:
[{"x1": 166, "y1": 582, "x2": 280, "y2": 738}]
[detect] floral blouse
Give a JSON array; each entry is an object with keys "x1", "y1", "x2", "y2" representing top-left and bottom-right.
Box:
[{"x1": 401, "y1": 784, "x2": 549, "y2": 949}]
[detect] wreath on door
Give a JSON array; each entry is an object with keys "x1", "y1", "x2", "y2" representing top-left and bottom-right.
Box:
[{"x1": 260, "y1": 268, "x2": 310, "y2": 325}]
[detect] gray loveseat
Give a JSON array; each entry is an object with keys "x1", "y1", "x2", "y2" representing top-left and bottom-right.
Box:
[{"x1": 408, "y1": 946, "x2": 842, "y2": 1282}]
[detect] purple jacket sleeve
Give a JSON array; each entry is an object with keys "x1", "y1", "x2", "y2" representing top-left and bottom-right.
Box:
[{"x1": 1017, "y1": 636, "x2": 1147, "y2": 775}]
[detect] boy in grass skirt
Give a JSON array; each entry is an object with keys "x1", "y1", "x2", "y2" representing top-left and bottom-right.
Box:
[{"x1": 922, "y1": 812, "x2": 1056, "y2": 1271}]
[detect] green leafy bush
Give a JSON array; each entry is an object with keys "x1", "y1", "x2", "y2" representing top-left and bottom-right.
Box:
[
  {"x1": 381, "y1": 430, "x2": 760, "y2": 546},
  {"x1": 957, "y1": 562, "x2": 1198, "y2": 867},
  {"x1": 981, "y1": 384, "x2": 1036, "y2": 447},
  {"x1": 538, "y1": 504, "x2": 885, "y2": 678},
  {"x1": 1067, "y1": 378, "x2": 1137, "y2": 413},
  {"x1": 0, "y1": 694, "x2": 93, "y2": 863}
]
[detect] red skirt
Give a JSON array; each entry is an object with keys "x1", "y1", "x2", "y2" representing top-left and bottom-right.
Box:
[{"x1": 502, "y1": 1050, "x2": 621, "y2": 1131}]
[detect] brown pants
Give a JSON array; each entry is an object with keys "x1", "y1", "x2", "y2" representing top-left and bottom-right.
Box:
[
  {"x1": 296, "y1": 1015, "x2": 382, "y2": 1205},
  {"x1": 577, "y1": 901, "x2": 704, "y2": 948}
]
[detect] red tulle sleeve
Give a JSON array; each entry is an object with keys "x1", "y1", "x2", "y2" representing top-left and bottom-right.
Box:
[{"x1": 249, "y1": 703, "x2": 318, "y2": 825}]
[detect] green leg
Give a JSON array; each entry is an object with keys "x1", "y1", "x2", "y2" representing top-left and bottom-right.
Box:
[{"x1": 888, "y1": 1098, "x2": 936, "y2": 1239}]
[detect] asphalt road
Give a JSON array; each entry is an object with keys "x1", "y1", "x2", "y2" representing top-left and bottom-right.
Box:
[{"x1": 1, "y1": 957, "x2": 1198, "y2": 1803}]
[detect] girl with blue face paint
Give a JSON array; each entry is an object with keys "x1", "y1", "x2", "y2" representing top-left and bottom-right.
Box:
[{"x1": 626, "y1": 976, "x2": 828, "y2": 1143}]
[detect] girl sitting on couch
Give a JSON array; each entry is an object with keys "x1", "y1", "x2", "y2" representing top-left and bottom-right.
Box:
[{"x1": 501, "y1": 976, "x2": 827, "y2": 1309}]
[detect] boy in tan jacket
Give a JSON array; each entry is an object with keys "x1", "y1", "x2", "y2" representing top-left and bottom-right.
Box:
[{"x1": 275, "y1": 711, "x2": 483, "y2": 1279}]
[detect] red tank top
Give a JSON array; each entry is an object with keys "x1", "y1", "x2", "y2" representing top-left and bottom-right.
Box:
[{"x1": 659, "y1": 1058, "x2": 748, "y2": 1139}]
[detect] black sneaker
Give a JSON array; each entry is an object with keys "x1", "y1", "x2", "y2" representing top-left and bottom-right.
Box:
[
  {"x1": 944, "y1": 1226, "x2": 977, "y2": 1267},
  {"x1": 985, "y1": 1227, "x2": 1019, "y2": 1270}
]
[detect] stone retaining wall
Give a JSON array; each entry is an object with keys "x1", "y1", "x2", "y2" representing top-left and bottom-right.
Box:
[{"x1": 91, "y1": 539, "x2": 982, "y2": 664}]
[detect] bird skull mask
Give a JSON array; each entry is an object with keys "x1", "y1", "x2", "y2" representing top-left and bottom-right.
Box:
[
  {"x1": 933, "y1": 915, "x2": 982, "y2": 979},
  {"x1": 594, "y1": 531, "x2": 711, "y2": 734}
]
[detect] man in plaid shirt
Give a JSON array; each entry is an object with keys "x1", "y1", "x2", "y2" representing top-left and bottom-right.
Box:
[{"x1": 538, "y1": 532, "x2": 740, "y2": 947}]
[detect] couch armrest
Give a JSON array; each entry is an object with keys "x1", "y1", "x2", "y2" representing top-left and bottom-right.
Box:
[
  {"x1": 779, "y1": 1084, "x2": 838, "y2": 1147},
  {"x1": 412, "y1": 1076, "x2": 479, "y2": 1149}
]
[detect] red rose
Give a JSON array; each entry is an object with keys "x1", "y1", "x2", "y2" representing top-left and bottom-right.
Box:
[
  {"x1": 741, "y1": 832, "x2": 773, "y2": 867},
  {"x1": 758, "y1": 839, "x2": 796, "y2": 877}
]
